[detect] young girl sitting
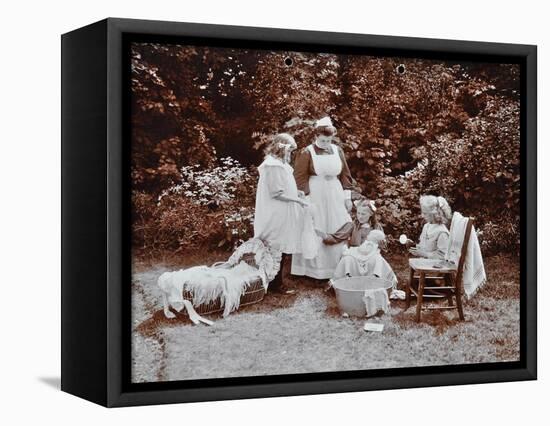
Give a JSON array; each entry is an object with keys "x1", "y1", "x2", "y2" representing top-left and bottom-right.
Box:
[
  {"x1": 317, "y1": 198, "x2": 383, "y2": 247},
  {"x1": 409, "y1": 195, "x2": 453, "y2": 260}
]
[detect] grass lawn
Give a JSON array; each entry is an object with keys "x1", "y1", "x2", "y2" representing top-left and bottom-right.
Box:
[{"x1": 131, "y1": 251, "x2": 520, "y2": 383}]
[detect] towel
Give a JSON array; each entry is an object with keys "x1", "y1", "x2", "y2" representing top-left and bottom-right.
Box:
[
  {"x1": 445, "y1": 212, "x2": 487, "y2": 299},
  {"x1": 363, "y1": 288, "x2": 390, "y2": 317},
  {"x1": 301, "y1": 205, "x2": 322, "y2": 260}
]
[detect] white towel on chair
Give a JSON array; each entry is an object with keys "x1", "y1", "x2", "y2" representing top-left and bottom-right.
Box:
[{"x1": 445, "y1": 212, "x2": 487, "y2": 299}]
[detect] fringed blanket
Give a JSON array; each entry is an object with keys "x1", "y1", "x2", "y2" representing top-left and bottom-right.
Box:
[
  {"x1": 226, "y1": 239, "x2": 281, "y2": 289},
  {"x1": 159, "y1": 238, "x2": 282, "y2": 319},
  {"x1": 445, "y1": 212, "x2": 487, "y2": 299},
  {"x1": 158, "y1": 261, "x2": 262, "y2": 317}
]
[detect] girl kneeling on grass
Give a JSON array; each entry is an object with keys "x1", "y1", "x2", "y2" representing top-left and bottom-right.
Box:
[{"x1": 317, "y1": 198, "x2": 383, "y2": 248}]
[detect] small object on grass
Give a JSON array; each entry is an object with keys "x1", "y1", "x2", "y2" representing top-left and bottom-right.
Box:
[
  {"x1": 324, "y1": 280, "x2": 334, "y2": 293},
  {"x1": 363, "y1": 322, "x2": 384, "y2": 332},
  {"x1": 390, "y1": 289, "x2": 406, "y2": 300},
  {"x1": 285, "y1": 289, "x2": 296, "y2": 294},
  {"x1": 342, "y1": 312, "x2": 350, "y2": 318}
]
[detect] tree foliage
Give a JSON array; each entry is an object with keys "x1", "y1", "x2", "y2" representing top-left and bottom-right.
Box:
[{"x1": 130, "y1": 42, "x2": 520, "y2": 255}]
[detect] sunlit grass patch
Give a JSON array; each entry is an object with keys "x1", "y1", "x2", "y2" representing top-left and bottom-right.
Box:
[{"x1": 131, "y1": 253, "x2": 520, "y2": 383}]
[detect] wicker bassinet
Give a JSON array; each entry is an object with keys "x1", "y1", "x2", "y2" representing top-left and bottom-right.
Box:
[{"x1": 181, "y1": 252, "x2": 268, "y2": 316}]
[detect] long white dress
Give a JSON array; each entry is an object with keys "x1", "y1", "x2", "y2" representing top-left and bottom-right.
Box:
[
  {"x1": 253, "y1": 155, "x2": 304, "y2": 254},
  {"x1": 291, "y1": 144, "x2": 352, "y2": 279}
]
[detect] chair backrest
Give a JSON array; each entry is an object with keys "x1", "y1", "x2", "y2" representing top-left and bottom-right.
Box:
[{"x1": 452, "y1": 216, "x2": 473, "y2": 289}]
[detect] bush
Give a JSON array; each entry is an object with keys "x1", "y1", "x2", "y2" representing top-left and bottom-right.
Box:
[
  {"x1": 375, "y1": 160, "x2": 426, "y2": 249},
  {"x1": 130, "y1": 43, "x2": 521, "y2": 258},
  {"x1": 132, "y1": 157, "x2": 257, "y2": 255}
]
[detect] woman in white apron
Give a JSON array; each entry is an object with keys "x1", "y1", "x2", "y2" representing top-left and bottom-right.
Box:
[{"x1": 291, "y1": 117, "x2": 361, "y2": 279}]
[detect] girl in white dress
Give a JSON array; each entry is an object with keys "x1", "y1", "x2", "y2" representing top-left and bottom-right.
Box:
[
  {"x1": 254, "y1": 133, "x2": 308, "y2": 254},
  {"x1": 409, "y1": 195, "x2": 453, "y2": 259},
  {"x1": 291, "y1": 117, "x2": 358, "y2": 279}
]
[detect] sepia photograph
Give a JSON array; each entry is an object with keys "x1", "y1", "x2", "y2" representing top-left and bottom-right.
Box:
[{"x1": 129, "y1": 41, "x2": 521, "y2": 383}]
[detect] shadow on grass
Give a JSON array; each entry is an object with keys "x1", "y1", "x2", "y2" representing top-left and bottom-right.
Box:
[{"x1": 38, "y1": 377, "x2": 60, "y2": 390}]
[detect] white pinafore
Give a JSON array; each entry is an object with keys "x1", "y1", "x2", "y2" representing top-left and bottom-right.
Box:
[{"x1": 291, "y1": 144, "x2": 352, "y2": 279}]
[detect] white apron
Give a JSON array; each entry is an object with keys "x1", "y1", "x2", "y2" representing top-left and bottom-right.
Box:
[{"x1": 291, "y1": 144, "x2": 352, "y2": 279}]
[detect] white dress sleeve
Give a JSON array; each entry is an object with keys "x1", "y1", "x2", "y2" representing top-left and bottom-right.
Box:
[{"x1": 264, "y1": 165, "x2": 287, "y2": 198}]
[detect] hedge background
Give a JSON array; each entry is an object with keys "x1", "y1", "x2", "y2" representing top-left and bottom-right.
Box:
[{"x1": 130, "y1": 42, "x2": 520, "y2": 258}]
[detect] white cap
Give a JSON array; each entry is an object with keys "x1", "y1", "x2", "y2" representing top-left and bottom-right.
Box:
[{"x1": 314, "y1": 116, "x2": 334, "y2": 128}]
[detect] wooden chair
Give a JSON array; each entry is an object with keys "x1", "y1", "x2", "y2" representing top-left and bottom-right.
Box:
[{"x1": 405, "y1": 217, "x2": 473, "y2": 322}]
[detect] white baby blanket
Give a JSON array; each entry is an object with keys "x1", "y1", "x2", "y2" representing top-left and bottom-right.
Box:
[{"x1": 445, "y1": 212, "x2": 487, "y2": 299}]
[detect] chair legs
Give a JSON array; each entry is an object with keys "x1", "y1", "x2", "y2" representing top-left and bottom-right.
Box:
[
  {"x1": 444, "y1": 275, "x2": 454, "y2": 307},
  {"x1": 407, "y1": 269, "x2": 465, "y2": 322},
  {"x1": 405, "y1": 267, "x2": 414, "y2": 310},
  {"x1": 455, "y1": 279, "x2": 465, "y2": 321},
  {"x1": 415, "y1": 273, "x2": 425, "y2": 322}
]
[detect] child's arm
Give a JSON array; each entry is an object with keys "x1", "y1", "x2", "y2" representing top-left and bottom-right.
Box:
[
  {"x1": 265, "y1": 165, "x2": 308, "y2": 206},
  {"x1": 274, "y1": 192, "x2": 308, "y2": 206},
  {"x1": 321, "y1": 222, "x2": 354, "y2": 245}
]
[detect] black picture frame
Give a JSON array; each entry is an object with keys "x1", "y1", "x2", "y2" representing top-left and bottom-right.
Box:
[{"x1": 61, "y1": 17, "x2": 537, "y2": 407}]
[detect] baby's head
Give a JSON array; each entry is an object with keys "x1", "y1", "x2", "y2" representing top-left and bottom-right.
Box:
[
  {"x1": 357, "y1": 230, "x2": 385, "y2": 256},
  {"x1": 354, "y1": 198, "x2": 377, "y2": 224}
]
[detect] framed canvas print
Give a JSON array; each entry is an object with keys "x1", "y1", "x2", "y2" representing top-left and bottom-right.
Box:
[{"x1": 61, "y1": 18, "x2": 537, "y2": 407}]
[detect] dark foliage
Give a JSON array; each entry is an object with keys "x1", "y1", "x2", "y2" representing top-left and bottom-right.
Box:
[{"x1": 130, "y1": 43, "x2": 520, "y2": 256}]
